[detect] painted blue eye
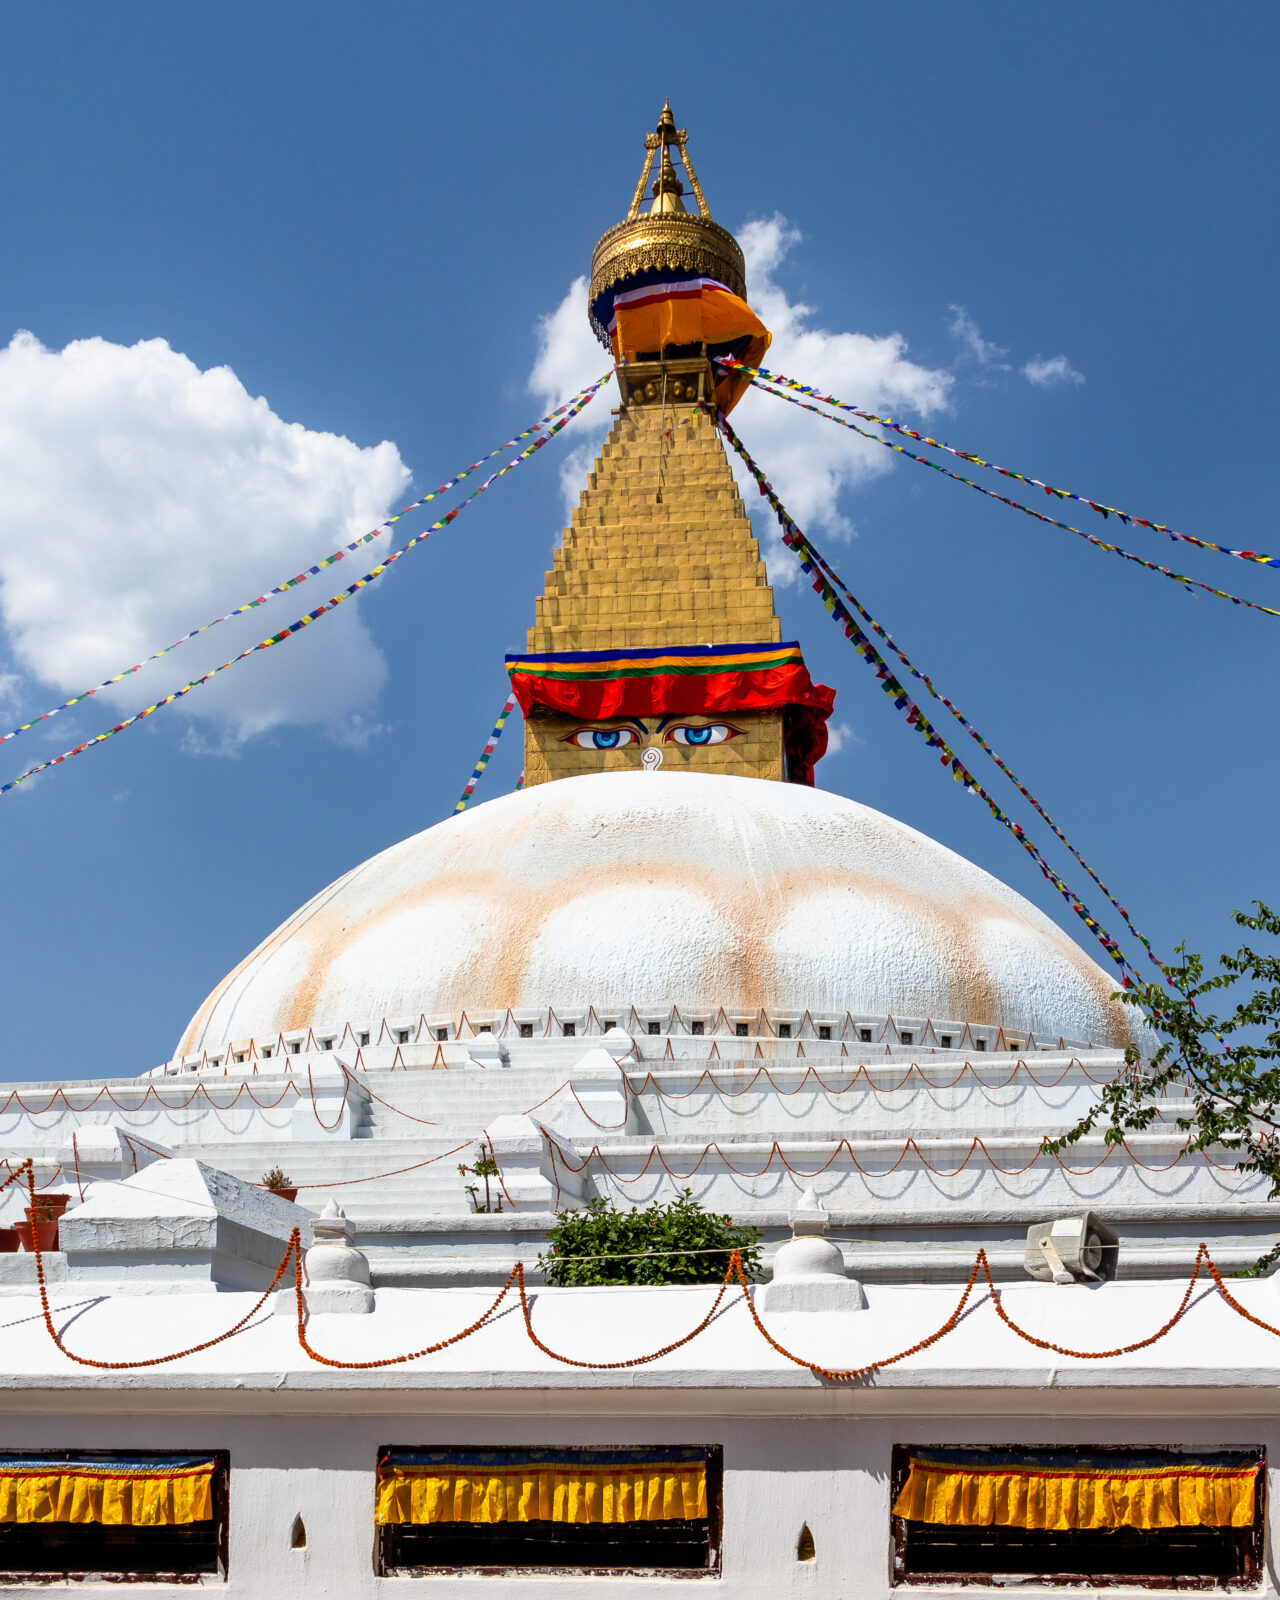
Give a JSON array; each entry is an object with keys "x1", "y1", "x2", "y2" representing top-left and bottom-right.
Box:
[
  {"x1": 665, "y1": 723, "x2": 740, "y2": 747},
  {"x1": 565, "y1": 727, "x2": 639, "y2": 750}
]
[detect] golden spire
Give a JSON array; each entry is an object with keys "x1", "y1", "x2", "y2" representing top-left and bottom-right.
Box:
[{"x1": 587, "y1": 102, "x2": 746, "y2": 348}]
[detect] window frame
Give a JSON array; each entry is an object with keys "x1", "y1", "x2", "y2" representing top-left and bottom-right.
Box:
[
  {"x1": 374, "y1": 1444, "x2": 723, "y2": 1580},
  {"x1": 0, "y1": 1448, "x2": 229, "y2": 1586},
  {"x1": 889, "y1": 1444, "x2": 1265, "y2": 1591}
]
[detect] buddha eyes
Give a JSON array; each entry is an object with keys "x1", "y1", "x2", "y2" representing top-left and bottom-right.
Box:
[
  {"x1": 564, "y1": 727, "x2": 640, "y2": 749},
  {"x1": 561, "y1": 723, "x2": 741, "y2": 750},
  {"x1": 664, "y1": 723, "x2": 741, "y2": 747}
]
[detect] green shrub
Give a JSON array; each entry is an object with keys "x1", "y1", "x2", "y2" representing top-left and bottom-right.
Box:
[{"x1": 538, "y1": 1189, "x2": 762, "y2": 1287}]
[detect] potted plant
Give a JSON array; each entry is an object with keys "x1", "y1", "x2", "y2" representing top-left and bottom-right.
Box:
[
  {"x1": 0, "y1": 1226, "x2": 17, "y2": 1253},
  {"x1": 260, "y1": 1166, "x2": 298, "y2": 1203},
  {"x1": 16, "y1": 1200, "x2": 60, "y2": 1254}
]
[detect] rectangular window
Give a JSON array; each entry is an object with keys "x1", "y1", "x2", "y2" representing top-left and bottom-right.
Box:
[
  {"x1": 891, "y1": 1445, "x2": 1263, "y2": 1588},
  {"x1": 358, "y1": 1031, "x2": 370, "y2": 1046},
  {"x1": 735, "y1": 1023, "x2": 749, "y2": 1038},
  {"x1": 777, "y1": 1023, "x2": 792, "y2": 1039},
  {"x1": 519, "y1": 1023, "x2": 534, "y2": 1039},
  {"x1": 818, "y1": 1025, "x2": 831, "y2": 1040},
  {"x1": 900, "y1": 1032, "x2": 913, "y2": 1046},
  {"x1": 0, "y1": 1450, "x2": 228, "y2": 1583},
  {"x1": 396, "y1": 1030, "x2": 410, "y2": 1045},
  {"x1": 647, "y1": 1022, "x2": 661, "y2": 1036},
  {"x1": 858, "y1": 1027, "x2": 872, "y2": 1043},
  {"x1": 563, "y1": 1023, "x2": 576, "y2": 1038},
  {"x1": 375, "y1": 1446, "x2": 721, "y2": 1575},
  {"x1": 939, "y1": 1035, "x2": 952, "y2": 1049},
  {"x1": 975, "y1": 1038, "x2": 986, "y2": 1051},
  {"x1": 690, "y1": 1021, "x2": 705, "y2": 1036}
]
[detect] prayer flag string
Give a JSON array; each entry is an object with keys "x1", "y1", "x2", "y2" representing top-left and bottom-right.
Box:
[
  {"x1": 715, "y1": 408, "x2": 1144, "y2": 990},
  {"x1": 0, "y1": 377, "x2": 612, "y2": 752},
  {"x1": 717, "y1": 356, "x2": 1280, "y2": 572},
  {"x1": 733, "y1": 371, "x2": 1280, "y2": 621},
  {"x1": 1, "y1": 378, "x2": 610, "y2": 797},
  {"x1": 454, "y1": 694, "x2": 518, "y2": 813}
]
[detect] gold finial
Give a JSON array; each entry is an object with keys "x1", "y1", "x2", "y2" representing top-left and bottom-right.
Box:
[
  {"x1": 588, "y1": 102, "x2": 746, "y2": 348},
  {"x1": 650, "y1": 147, "x2": 687, "y2": 215}
]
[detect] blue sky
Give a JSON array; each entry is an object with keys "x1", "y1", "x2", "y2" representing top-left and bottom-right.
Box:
[{"x1": 1, "y1": 3, "x2": 1275, "y2": 1080}]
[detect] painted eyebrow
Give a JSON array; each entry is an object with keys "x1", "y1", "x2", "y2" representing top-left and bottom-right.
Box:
[{"x1": 655, "y1": 714, "x2": 722, "y2": 732}]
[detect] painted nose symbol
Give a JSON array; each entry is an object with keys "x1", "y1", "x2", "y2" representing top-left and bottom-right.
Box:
[{"x1": 642, "y1": 746, "x2": 663, "y2": 772}]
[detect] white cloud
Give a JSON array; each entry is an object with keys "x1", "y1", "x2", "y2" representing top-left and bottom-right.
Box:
[
  {"x1": 1023, "y1": 354, "x2": 1085, "y2": 387},
  {"x1": 948, "y1": 305, "x2": 1011, "y2": 370},
  {"x1": 0, "y1": 332, "x2": 410, "y2": 750},
  {"x1": 823, "y1": 721, "x2": 861, "y2": 757},
  {"x1": 528, "y1": 217, "x2": 952, "y2": 579}
]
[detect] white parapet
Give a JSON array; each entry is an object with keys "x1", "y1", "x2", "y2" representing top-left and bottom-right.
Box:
[
  {"x1": 57, "y1": 1158, "x2": 308, "y2": 1292},
  {"x1": 485, "y1": 1114, "x2": 588, "y2": 1211}
]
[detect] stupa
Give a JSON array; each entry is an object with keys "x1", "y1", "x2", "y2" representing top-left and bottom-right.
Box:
[
  {"x1": 0, "y1": 105, "x2": 1274, "y2": 1595},
  {"x1": 0, "y1": 103, "x2": 1257, "y2": 1280}
]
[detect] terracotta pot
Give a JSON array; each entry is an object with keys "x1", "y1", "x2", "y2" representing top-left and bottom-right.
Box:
[
  {"x1": 34, "y1": 1194, "x2": 72, "y2": 1220},
  {"x1": 0, "y1": 1228, "x2": 18, "y2": 1253},
  {"x1": 268, "y1": 1187, "x2": 298, "y2": 1204},
  {"x1": 15, "y1": 1218, "x2": 58, "y2": 1253}
]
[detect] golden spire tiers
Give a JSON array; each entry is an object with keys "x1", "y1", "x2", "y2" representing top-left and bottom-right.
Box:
[{"x1": 587, "y1": 100, "x2": 748, "y2": 348}]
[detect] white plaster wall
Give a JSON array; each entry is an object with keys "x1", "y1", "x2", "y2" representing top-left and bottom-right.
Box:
[{"x1": 5, "y1": 1403, "x2": 1278, "y2": 1600}]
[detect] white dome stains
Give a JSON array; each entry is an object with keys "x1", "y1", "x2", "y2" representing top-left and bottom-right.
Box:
[
  {"x1": 177, "y1": 771, "x2": 1137, "y2": 1055},
  {"x1": 523, "y1": 886, "x2": 744, "y2": 1014}
]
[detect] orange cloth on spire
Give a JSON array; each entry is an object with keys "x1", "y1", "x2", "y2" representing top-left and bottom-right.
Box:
[{"x1": 609, "y1": 278, "x2": 769, "y2": 414}]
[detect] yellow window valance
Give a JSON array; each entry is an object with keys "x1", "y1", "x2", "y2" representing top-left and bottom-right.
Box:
[
  {"x1": 893, "y1": 1451, "x2": 1260, "y2": 1533},
  {"x1": 0, "y1": 1458, "x2": 216, "y2": 1527},
  {"x1": 376, "y1": 1461, "x2": 707, "y2": 1527}
]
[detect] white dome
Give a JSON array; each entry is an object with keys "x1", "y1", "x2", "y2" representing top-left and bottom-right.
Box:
[{"x1": 177, "y1": 771, "x2": 1137, "y2": 1054}]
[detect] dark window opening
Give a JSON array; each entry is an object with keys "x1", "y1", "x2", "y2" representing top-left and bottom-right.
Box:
[
  {"x1": 519, "y1": 1023, "x2": 534, "y2": 1039},
  {"x1": 891, "y1": 1445, "x2": 1263, "y2": 1589},
  {"x1": 690, "y1": 1021, "x2": 705, "y2": 1036},
  {"x1": 939, "y1": 1035, "x2": 952, "y2": 1048},
  {"x1": 818, "y1": 1025, "x2": 831, "y2": 1041},
  {"x1": 777, "y1": 1023, "x2": 792, "y2": 1039},
  {"x1": 735, "y1": 1023, "x2": 749, "y2": 1038},
  {"x1": 288, "y1": 1040, "x2": 301, "y2": 1054},
  {"x1": 563, "y1": 1022, "x2": 576, "y2": 1037},
  {"x1": 261, "y1": 1046, "x2": 273, "y2": 1058},
  {"x1": 376, "y1": 1446, "x2": 721, "y2": 1575},
  {"x1": 290, "y1": 1513, "x2": 306, "y2": 1549},
  {"x1": 358, "y1": 1031, "x2": 370, "y2": 1046},
  {"x1": 603, "y1": 1020, "x2": 617, "y2": 1032},
  {"x1": 647, "y1": 1022, "x2": 661, "y2": 1036},
  {"x1": 900, "y1": 1032, "x2": 913, "y2": 1046},
  {"x1": 975, "y1": 1038, "x2": 986, "y2": 1051},
  {"x1": 396, "y1": 1029, "x2": 410, "y2": 1045},
  {"x1": 434, "y1": 1027, "x2": 448, "y2": 1042},
  {"x1": 858, "y1": 1027, "x2": 872, "y2": 1043},
  {"x1": 0, "y1": 1450, "x2": 228, "y2": 1582}
]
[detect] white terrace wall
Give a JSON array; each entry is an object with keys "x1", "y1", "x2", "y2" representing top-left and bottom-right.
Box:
[{"x1": 8, "y1": 1396, "x2": 1278, "y2": 1600}]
